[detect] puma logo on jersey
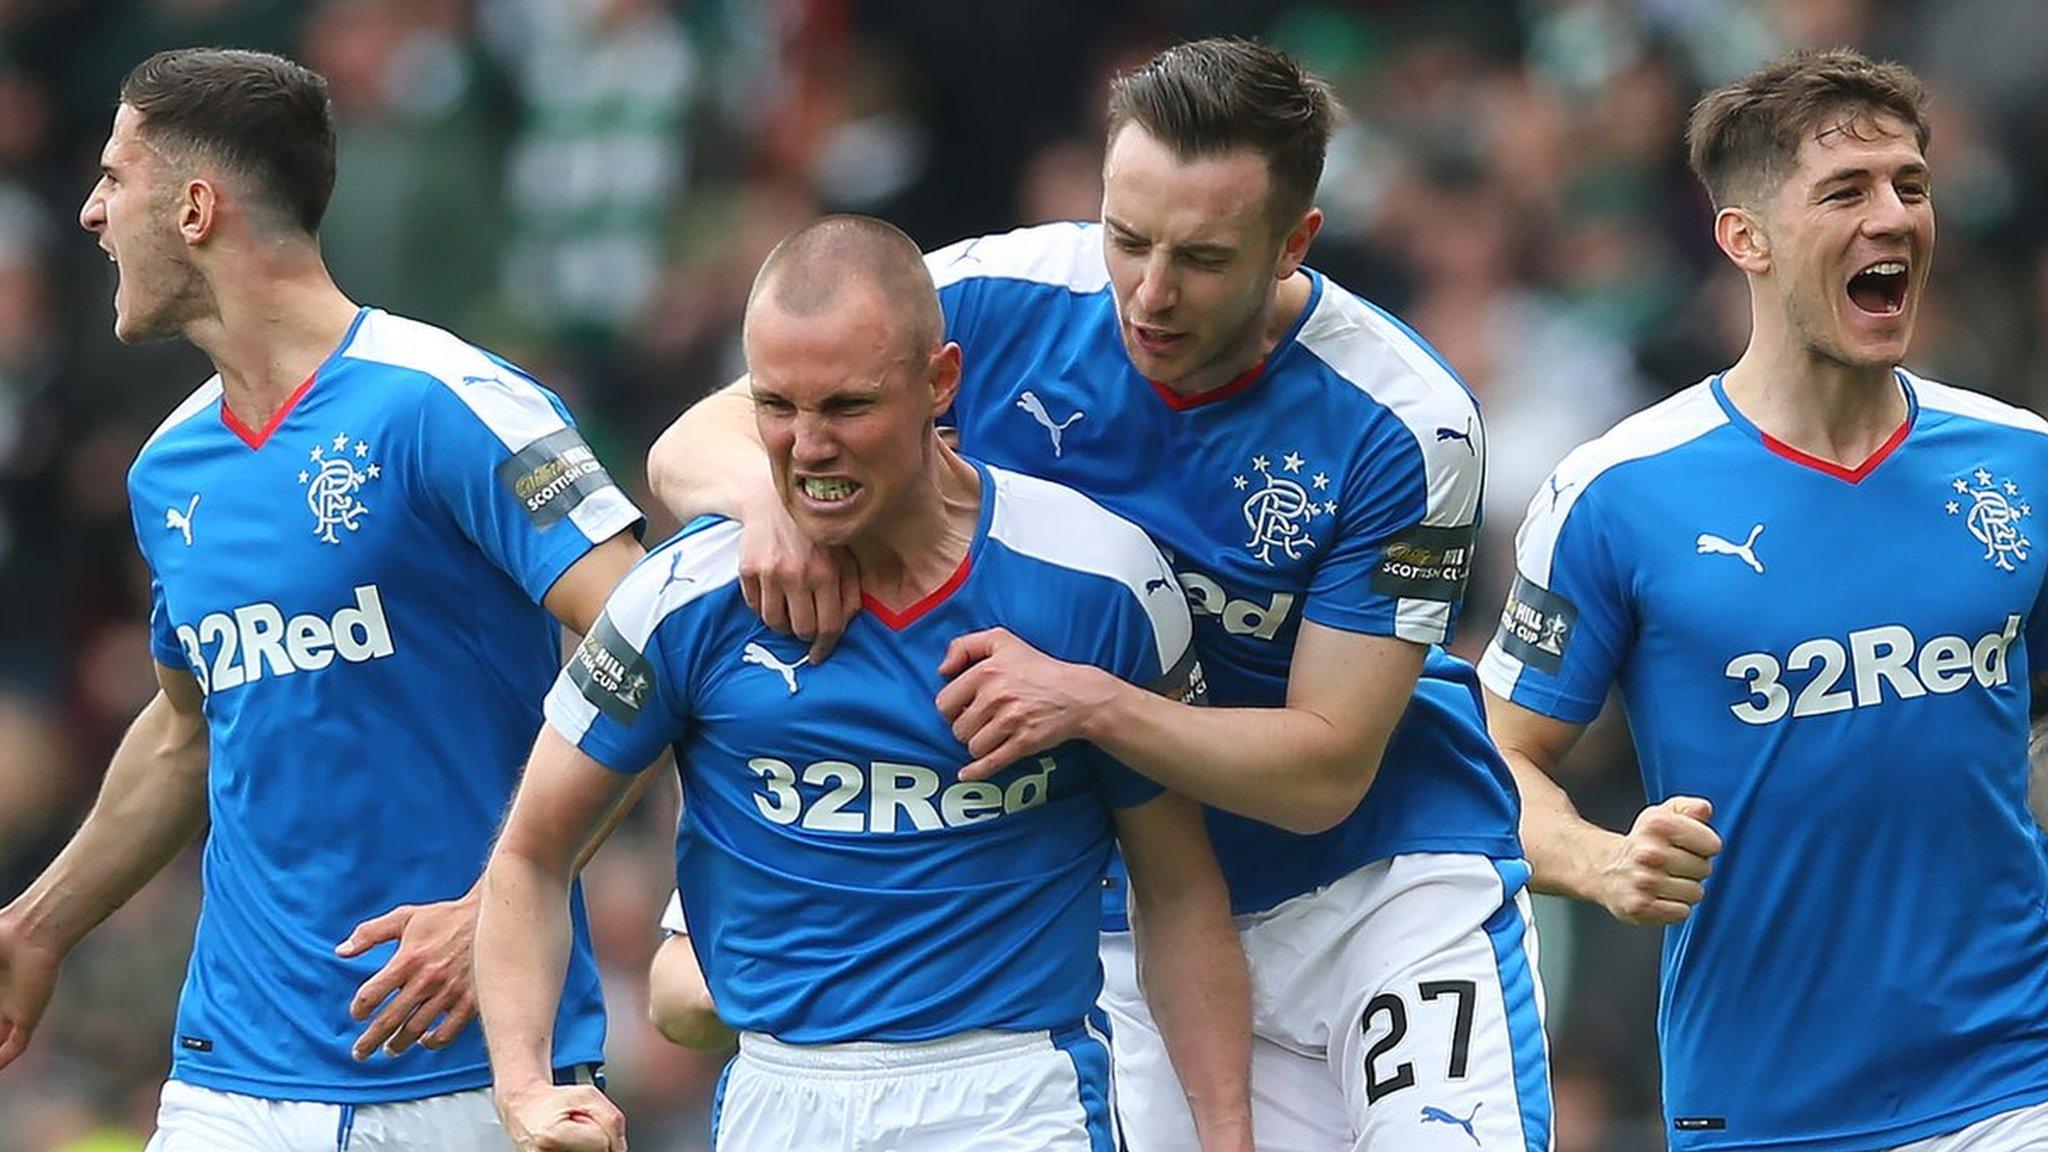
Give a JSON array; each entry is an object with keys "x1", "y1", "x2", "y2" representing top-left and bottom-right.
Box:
[
  {"x1": 174, "y1": 584, "x2": 395, "y2": 695},
  {"x1": 1016, "y1": 391, "x2": 1084, "y2": 456},
  {"x1": 742, "y1": 642, "x2": 805, "y2": 694},
  {"x1": 1725, "y1": 615, "x2": 2020, "y2": 725},
  {"x1": 165, "y1": 494, "x2": 200, "y2": 546},
  {"x1": 1696, "y1": 524, "x2": 1765, "y2": 573},
  {"x1": 1435, "y1": 418, "x2": 1476, "y2": 454},
  {"x1": 1420, "y1": 1104, "x2": 1482, "y2": 1146},
  {"x1": 748, "y1": 756, "x2": 1057, "y2": 833}
]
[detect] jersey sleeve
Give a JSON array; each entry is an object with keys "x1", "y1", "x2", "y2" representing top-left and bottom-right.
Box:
[
  {"x1": 1303, "y1": 403, "x2": 1482, "y2": 647},
  {"x1": 928, "y1": 236, "x2": 991, "y2": 363},
  {"x1": 1094, "y1": 536, "x2": 1203, "y2": 811},
  {"x1": 147, "y1": 571, "x2": 186, "y2": 670},
  {"x1": 413, "y1": 373, "x2": 644, "y2": 606},
  {"x1": 1477, "y1": 475, "x2": 1635, "y2": 725},
  {"x1": 543, "y1": 553, "x2": 700, "y2": 774}
]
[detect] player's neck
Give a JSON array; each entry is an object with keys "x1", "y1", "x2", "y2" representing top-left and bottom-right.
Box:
[
  {"x1": 1154, "y1": 270, "x2": 1311, "y2": 398},
  {"x1": 851, "y1": 444, "x2": 981, "y2": 614},
  {"x1": 1721, "y1": 341, "x2": 1907, "y2": 468},
  {"x1": 187, "y1": 254, "x2": 360, "y2": 432}
]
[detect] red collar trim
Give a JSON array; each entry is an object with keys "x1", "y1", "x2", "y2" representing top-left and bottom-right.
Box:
[
  {"x1": 1759, "y1": 412, "x2": 1912, "y2": 484},
  {"x1": 862, "y1": 552, "x2": 973, "y2": 631},
  {"x1": 1149, "y1": 358, "x2": 1267, "y2": 412},
  {"x1": 220, "y1": 372, "x2": 318, "y2": 450}
]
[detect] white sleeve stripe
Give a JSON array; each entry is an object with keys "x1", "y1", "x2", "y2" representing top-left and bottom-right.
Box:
[
  {"x1": 605, "y1": 523, "x2": 744, "y2": 650},
  {"x1": 568, "y1": 489, "x2": 645, "y2": 543},
  {"x1": 983, "y1": 467, "x2": 1192, "y2": 675},
  {"x1": 1514, "y1": 382, "x2": 1727, "y2": 585},
  {"x1": 142, "y1": 377, "x2": 225, "y2": 451},
  {"x1": 1910, "y1": 371, "x2": 2048, "y2": 435},
  {"x1": 1394, "y1": 597, "x2": 1452, "y2": 645},
  {"x1": 926, "y1": 222, "x2": 1108, "y2": 294},
  {"x1": 1294, "y1": 288, "x2": 1483, "y2": 529},
  {"x1": 545, "y1": 678, "x2": 603, "y2": 743},
  {"x1": 338, "y1": 310, "x2": 575, "y2": 453},
  {"x1": 1477, "y1": 642, "x2": 1530, "y2": 703}
]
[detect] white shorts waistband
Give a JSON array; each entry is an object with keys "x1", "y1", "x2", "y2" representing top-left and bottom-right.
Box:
[{"x1": 736, "y1": 1028, "x2": 1064, "y2": 1078}]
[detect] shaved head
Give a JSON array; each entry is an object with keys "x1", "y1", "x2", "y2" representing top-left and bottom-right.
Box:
[{"x1": 747, "y1": 215, "x2": 943, "y2": 357}]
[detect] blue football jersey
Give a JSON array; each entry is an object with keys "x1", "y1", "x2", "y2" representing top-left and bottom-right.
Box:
[
  {"x1": 926, "y1": 223, "x2": 1521, "y2": 920},
  {"x1": 545, "y1": 464, "x2": 1195, "y2": 1043},
  {"x1": 1480, "y1": 372, "x2": 2048, "y2": 1152},
  {"x1": 127, "y1": 308, "x2": 640, "y2": 1102}
]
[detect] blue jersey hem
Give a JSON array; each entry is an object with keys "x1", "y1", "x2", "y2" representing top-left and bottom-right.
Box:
[
  {"x1": 1672, "y1": 1083, "x2": 2048, "y2": 1152},
  {"x1": 168, "y1": 1044, "x2": 607, "y2": 1105},
  {"x1": 1227, "y1": 836, "x2": 1523, "y2": 915}
]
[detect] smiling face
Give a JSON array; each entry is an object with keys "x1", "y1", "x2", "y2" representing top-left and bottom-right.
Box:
[
  {"x1": 77, "y1": 103, "x2": 208, "y2": 344},
  {"x1": 1100, "y1": 124, "x2": 1311, "y2": 392},
  {"x1": 1747, "y1": 110, "x2": 1934, "y2": 372},
  {"x1": 745, "y1": 285, "x2": 958, "y2": 551}
]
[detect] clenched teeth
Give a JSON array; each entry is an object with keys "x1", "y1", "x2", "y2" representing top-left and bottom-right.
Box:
[{"x1": 799, "y1": 477, "x2": 857, "y2": 502}]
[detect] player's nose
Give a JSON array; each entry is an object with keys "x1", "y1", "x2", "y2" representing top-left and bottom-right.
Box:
[
  {"x1": 78, "y1": 186, "x2": 106, "y2": 233},
  {"x1": 1132, "y1": 255, "x2": 1177, "y2": 315}
]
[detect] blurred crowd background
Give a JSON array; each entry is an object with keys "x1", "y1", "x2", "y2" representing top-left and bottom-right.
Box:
[{"x1": 3, "y1": 0, "x2": 2046, "y2": 1148}]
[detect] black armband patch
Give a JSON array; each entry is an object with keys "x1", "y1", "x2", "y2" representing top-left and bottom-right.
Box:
[
  {"x1": 1496, "y1": 575, "x2": 1578, "y2": 675},
  {"x1": 1370, "y1": 524, "x2": 1476, "y2": 602},
  {"x1": 568, "y1": 613, "x2": 655, "y2": 724},
  {"x1": 497, "y1": 428, "x2": 618, "y2": 528}
]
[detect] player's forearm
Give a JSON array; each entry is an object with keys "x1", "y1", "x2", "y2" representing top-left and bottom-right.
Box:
[
  {"x1": 474, "y1": 845, "x2": 578, "y2": 1094},
  {"x1": 1501, "y1": 749, "x2": 1623, "y2": 902},
  {"x1": 4, "y1": 692, "x2": 208, "y2": 951},
  {"x1": 1080, "y1": 679, "x2": 1387, "y2": 834},
  {"x1": 647, "y1": 386, "x2": 768, "y2": 524},
  {"x1": 1130, "y1": 881, "x2": 1254, "y2": 1152}
]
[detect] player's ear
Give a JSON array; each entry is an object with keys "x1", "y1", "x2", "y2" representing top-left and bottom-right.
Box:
[
  {"x1": 926, "y1": 341, "x2": 963, "y2": 417},
  {"x1": 1275, "y1": 207, "x2": 1321, "y2": 279},
  {"x1": 1715, "y1": 205, "x2": 1770, "y2": 275},
  {"x1": 179, "y1": 177, "x2": 219, "y2": 247}
]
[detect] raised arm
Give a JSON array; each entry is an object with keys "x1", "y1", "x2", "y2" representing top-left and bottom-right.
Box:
[
  {"x1": 1485, "y1": 691, "x2": 1719, "y2": 925},
  {"x1": 647, "y1": 377, "x2": 860, "y2": 659},
  {"x1": 647, "y1": 376, "x2": 765, "y2": 525},
  {"x1": 938, "y1": 621, "x2": 1425, "y2": 835},
  {"x1": 1115, "y1": 791, "x2": 1253, "y2": 1152},
  {"x1": 0, "y1": 665, "x2": 210, "y2": 1069},
  {"x1": 476, "y1": 724, "x2": 637, "y2": 1151}
]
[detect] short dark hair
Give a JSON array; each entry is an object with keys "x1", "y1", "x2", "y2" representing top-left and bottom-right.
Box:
[
  {"x1": 120, "y1": 48, "x2": 336, "y2": 235},
  {"x1": 749, "y1": 215, "x2": 943, "y2": 356},
  {"x1": 1106, "y1": 38, "x2": 1338, "y2": 227},
  {"x1": 1686, "y1": 48, "x2": 1929, "y2": 210}
]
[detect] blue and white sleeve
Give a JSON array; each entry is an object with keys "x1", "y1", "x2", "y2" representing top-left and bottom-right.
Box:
[
  {"x1": 1478, "y1": 475, "x2": 1634, "y2": 725},
  {"x1": 543, "y1": 553, "x2": 698, "y2": 774},
  {"x1": 1305, "y1": 405, "x2": 1482, "y2": 647},
  {"x1": 413, "y1": 371, "x2": 643, "y2": 606}
]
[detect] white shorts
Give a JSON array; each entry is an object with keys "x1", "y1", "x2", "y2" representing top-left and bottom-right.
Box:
[
  {"x1": 1101, "y1": 853, "x2": 1551, "y2": 1152},
  {"x1": 711, "y1": 1026, "x2": 1116, "y2": 1152},
  {"x1": 143, "y1": 1078, "x2": 506, "y2": 1152},
  {"x1": 1889, "y1": 1100, "x2": 2048, "y2": 1152}
]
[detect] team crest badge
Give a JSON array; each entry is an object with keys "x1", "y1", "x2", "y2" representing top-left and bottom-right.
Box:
[
  {"x1": 298, "y1": 431, "x2": 381, "y2": 544},
  {"x1": 1947, "y1": 469, "x2": 2032, "y2": 572},
  {"x1": 1233, "y1": 450, "x2": 1335, "y2": 566}
]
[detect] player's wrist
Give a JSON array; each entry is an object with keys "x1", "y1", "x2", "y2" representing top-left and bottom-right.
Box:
[{"x1": 1075, "y1": 668, "x2": 1139, "y2": 744}]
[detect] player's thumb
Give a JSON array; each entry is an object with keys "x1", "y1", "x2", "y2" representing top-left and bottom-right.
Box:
[{"x1": 1666, "y1": 795, "x2": 1714, "y2": 824}]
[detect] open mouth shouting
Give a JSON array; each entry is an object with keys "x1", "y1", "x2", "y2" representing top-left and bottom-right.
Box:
[{"x1": 1846, "y1": 258, "x2": 1908, "y2": 317}]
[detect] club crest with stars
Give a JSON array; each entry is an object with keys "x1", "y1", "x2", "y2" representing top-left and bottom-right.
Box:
[
  {"x1": 1234, "y1": 450, "x2": 1337, "y2": 566},
  {"x1": 298, "y1": 431, "x2": 381, "y2": 544},
  {"x1": 1947, "y1": 468, "x2": 2032, "y2": 572}
]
